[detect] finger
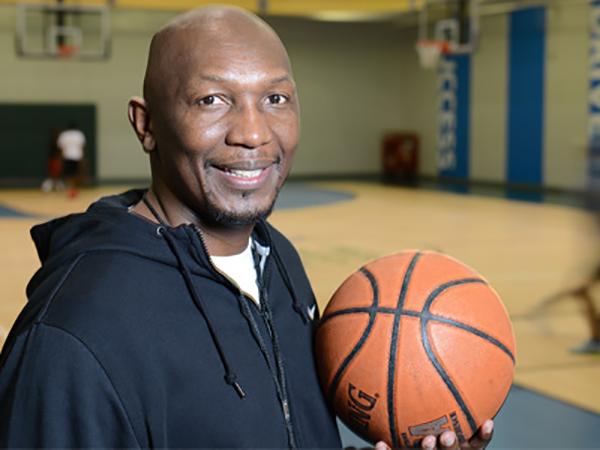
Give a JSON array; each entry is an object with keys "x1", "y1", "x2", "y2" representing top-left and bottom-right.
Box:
[
  {"x1": 374, "y1": 441, "x2": 391, "y2": 450},
  {"x1": 439, "y1": 431, "x2": 459, "y2": 450},
  {"x1": 421, "y1": 435, "x2": 437, "y2": 450},
  {"x1": 468, "y1": 420, "x2": 494, "y2": 449}
]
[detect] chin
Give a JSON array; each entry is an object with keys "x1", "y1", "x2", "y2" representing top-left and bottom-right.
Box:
[{"x1": 203, "y1": 199, "x2": 276, "y2": 228}]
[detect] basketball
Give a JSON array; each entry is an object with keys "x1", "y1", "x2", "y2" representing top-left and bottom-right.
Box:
[{"x1": 315, "y1": 251, "x2": 516, "y2": 447}]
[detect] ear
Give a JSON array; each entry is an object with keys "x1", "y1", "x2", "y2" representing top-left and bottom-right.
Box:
[{"x1": 128, "y1": 96, "x2": 156, "y2": 152}]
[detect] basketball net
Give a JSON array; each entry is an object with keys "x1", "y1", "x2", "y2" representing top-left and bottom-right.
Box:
[
  {"x1": 57, "y1": 44, "x2": 78, "y2": 59},
  {"x1": 415, "y1": 40, "x2": 450, "y2": 69}
]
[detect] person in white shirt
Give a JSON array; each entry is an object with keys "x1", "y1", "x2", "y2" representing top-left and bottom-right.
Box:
[{"x1": 57, "y1": 124, "x2": 86, "y2": 197}]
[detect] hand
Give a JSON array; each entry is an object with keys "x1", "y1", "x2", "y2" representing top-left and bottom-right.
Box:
[
  {"x1": 372, "y1": 419, "x2": 494, "y2": 450},
  {"x1": 420, "y1": 419, "x2": 494, "y2": 450}
]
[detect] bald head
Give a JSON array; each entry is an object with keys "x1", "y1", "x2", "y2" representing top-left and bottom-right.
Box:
[
  {"x1": 143, "y1": 6, "x2": 292, "y2": 105},
  {"x1": 127, "y1": 4, "x2": 300, "y2": 231}
]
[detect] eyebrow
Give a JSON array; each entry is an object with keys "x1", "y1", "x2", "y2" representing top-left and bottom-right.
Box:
[
  {"x1": 199, "y1": 74, "x2": 293, "y2": 85},
  {"x1": 269, "y1": 75, "x2": 293, "y2": 85}
]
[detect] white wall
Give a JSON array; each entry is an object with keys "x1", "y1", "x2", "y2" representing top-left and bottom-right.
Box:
[
  {"x1": 545, "y1": 0, "x2": 589, "y2": 190},
  {"x1": 0, "y1": 2, "x2": 592, "y2": 190},
  {"x1": 471, "y1": 13, "x2": 508, "y2": 183},
  {"x1": 0, "y1": 7, "x2": 410, "y2": 181},
  {"x1": 274, "y1": 18, "x2": 409, "y2": 176},
  {"x1": 396, "y1": 28, "x2": 439, "y2": 177}
]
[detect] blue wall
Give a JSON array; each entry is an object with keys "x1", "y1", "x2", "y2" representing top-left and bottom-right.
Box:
[{"x1": 506, "y1": 7, "x2": 546, "y2": 186}]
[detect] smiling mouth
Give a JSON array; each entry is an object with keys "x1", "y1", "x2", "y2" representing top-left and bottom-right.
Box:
[
  {"x1": 222, "y1": 168, "x2": 265, "y2": 178},
  {"x1": 211, "y1": 162, "x2": 278, "y2": 189}
]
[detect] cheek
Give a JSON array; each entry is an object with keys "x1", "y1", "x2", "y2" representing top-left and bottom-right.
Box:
[
  {"x1": 273, "y1": 115, "x2": 300, "y2": 158},
  {"x1": 195, "y1": 122, "x2": 227, "y2": 148},
  {"x1": 175, "y1": 112, "x2": 228, "y2": 154}
]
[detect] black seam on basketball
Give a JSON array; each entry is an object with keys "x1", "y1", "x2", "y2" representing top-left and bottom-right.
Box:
[
  {"x1": 326, "y1": 267, "x2": 380, "y2": 406},
  {"x1": 388, "y1": 252, "x2": 421, "y2": 449},
  {"x1": 422, "y1": 277, "x2": 515, "y2": 362},
  {"x1": 421, "y1": 320, "x2": 478, "y2": 440},
  {"x1": 318, "y1": 307, "x2": 396, "y2": 325},
  {"x1": 424, "y1": 278, "x2": 486, "y2": 313},
  {"x1": 426, "y1": 314, "x2": 515, "y2": 363},
  {"x1": 420, "y1": 278, "x2": 485, "y2": 437}
]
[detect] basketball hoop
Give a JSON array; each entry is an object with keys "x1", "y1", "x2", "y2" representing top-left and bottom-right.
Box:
[
  {"x1": 57, "y1": 44, "x2": 77, "y2": 58},
  {"x1": 415, "y1": 40, "x2": 449, "y2": 69}
]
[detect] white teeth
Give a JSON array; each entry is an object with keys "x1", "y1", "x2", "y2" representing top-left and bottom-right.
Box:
[{"x1": 228, "y1": 169, "x2": 263, "y2": 178}]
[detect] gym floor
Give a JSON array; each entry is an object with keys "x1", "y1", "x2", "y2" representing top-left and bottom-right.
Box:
[{"x1": 1, "y1": 181, "x2": 599, "y2": 449}]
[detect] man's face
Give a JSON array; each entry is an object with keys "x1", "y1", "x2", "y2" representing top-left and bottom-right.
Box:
[{"x1": 151, "y1": 32, "x2": 300, "y2": 226}]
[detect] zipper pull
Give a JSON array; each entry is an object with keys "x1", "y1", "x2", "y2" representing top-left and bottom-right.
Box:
[
  {"x1": 263, "y1": 314, "x2": 274, "y2": 338},
  {"x1": 282, "y1": 399, "x2": 291, "y2": 421}
]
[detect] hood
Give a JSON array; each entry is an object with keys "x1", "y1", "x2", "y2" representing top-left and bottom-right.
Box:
[{"x1": 27, "y1": 189, "x2": 210, "y2": 297}]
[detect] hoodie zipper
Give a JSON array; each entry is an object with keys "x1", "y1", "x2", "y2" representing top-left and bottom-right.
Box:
[
  {"x1": 189, "y1": 225, "x2": 298, "y2": 449},
  {"x1": 257, "y1": 285, "x2": 297, "y2": 448}
]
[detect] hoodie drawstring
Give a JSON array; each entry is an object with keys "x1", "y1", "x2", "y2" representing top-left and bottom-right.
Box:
[
  {"x1": 270, "y1": 245, "x2": 309, "y2": 324},
  {"x1": 142, "y1": 194, "x2": 245, "y2": 399},
  {"x1": 159, "y1": 227, "x2": 246, "y2": 399}
]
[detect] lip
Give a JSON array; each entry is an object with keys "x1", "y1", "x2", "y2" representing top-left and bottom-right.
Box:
[{"x1": 211, "y1": 164, "x2": 276, "y2": 190}]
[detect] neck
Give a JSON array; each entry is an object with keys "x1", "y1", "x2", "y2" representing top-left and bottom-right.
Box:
[{"x1": 132, "y1": 183, "x2": 254, "y2": 257}]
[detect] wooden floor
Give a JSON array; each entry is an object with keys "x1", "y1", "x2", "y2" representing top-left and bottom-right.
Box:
[{"x1": 1, "y1": 182, "x2": 599, "y2": 415}]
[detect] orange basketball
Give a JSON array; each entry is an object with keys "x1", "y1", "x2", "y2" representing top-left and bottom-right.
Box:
[{"x1": 315, "y1": 251, "x2": 516, "y2": 447}]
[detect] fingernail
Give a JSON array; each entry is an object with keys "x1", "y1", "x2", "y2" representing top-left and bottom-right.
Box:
[
  {"x1": 441, "y1": 431, "x2": 456, "y2": 447},
  {"x1": 483, "y1": 419, "x2": 494, "y2": 435},
  {"x1": 375, "y1": 442, "x2": 391, "y2": 450},
  {"x1": 422, "y1": 435, "x2": 436, "y2": 449}
]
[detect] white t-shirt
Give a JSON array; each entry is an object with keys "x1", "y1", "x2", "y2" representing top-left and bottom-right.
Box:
[
  {"x1": 211, "y1": 239, "x2": 261, "y2": 305},
  {"x1": 57, "y1": 129, "x2": 86, "y2": 161}
]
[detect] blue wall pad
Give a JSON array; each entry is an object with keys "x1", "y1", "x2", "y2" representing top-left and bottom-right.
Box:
[
  {"x1": 438, "y1": 54, "x2": 471, "y2": 180},
  {"x1": 338, "y1": 385, "x2": 600, "y2": 449},
  {"x1": 507, "y1": 7, "x2": 546, "y2": 186}
]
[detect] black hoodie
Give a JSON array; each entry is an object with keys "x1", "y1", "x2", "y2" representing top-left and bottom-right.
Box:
[{"x1": 0, "y1": 190, "x2": 342, "y2": 449}]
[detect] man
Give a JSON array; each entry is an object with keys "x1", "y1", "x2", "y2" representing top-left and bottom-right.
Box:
[{"x1": 0, "y1": 6, "x2": 493, "y2": 449}]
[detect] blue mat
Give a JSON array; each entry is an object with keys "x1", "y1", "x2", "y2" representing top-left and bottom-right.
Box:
[
  {"x1": 0, "y1": 204, "x2": 33, "y2": 218},
  {"x1": 274, "y1": 182, "x2": 355, "y2": 210}
]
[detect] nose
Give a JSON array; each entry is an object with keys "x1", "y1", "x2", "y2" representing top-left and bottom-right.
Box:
[{"x1": 225, "y1": 103, "x2": 273, "y2": 149}]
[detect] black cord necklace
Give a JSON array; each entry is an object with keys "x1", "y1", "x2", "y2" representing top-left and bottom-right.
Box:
[{"x1": 142, "y1": 191, "x2": 171, "y2": 228}]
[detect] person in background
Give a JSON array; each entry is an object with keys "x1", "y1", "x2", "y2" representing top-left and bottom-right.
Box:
[
  {"x1": 40, "y1": 128, "x2": 64, "y2": 193},
  {"x1": 57, "y1": 123, "x2": 86, "y2": 198}
]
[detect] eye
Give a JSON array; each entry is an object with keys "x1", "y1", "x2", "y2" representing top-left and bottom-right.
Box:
[
  {"x1": 266, "y1": 94, "x2": 288, "y2": 105},
  {"x1": 197, "y1": 95, "x2": 226, "y2": 106}
]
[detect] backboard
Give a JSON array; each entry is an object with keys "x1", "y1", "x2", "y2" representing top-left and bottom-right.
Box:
[{"x1": 15, "y1": 1, "x2": 111, "y2": 60}]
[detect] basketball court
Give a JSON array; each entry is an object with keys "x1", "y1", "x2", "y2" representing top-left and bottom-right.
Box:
[{"x1": 1, "y1": 0, "x2": 599, "y2": 448}]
